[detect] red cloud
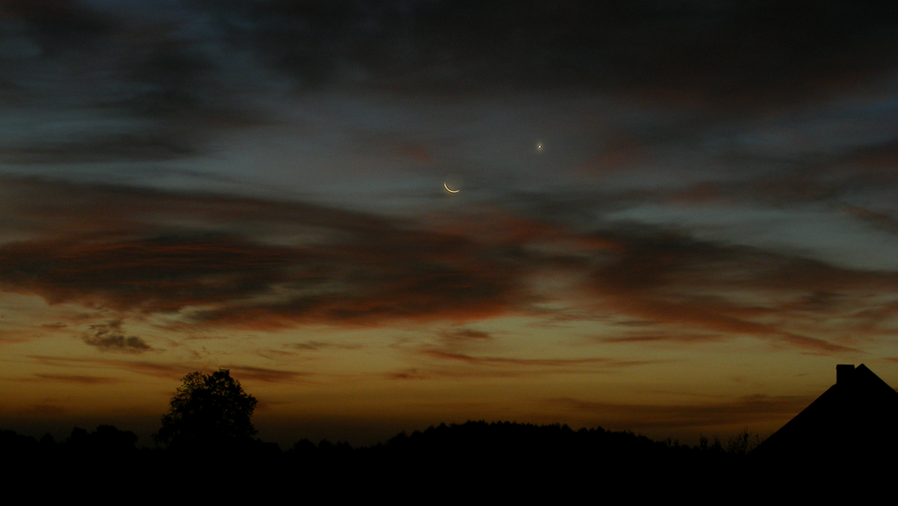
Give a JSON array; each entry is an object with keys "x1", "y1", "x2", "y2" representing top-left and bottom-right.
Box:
[{"x1": 2, "y1": 176, "x2": 896, "y2": 355}]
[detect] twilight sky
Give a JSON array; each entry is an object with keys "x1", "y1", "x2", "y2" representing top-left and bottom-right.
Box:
[{"x1": 2, "y1": 0, "x2": 898, "y2": 447}]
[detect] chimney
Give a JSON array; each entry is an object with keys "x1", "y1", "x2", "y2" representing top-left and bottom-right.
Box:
[{"x1": 837, "y1": 364, "x2": 855, "y2": 385}]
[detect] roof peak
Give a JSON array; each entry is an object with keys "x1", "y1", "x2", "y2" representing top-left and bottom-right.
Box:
[{"x1": 753, "y1": 363, "x2": 898, "y2": 463}]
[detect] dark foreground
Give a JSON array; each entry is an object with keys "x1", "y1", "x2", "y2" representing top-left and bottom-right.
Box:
[{"x1": 2, "y1": 421, "x2": 888, "y2": 500}]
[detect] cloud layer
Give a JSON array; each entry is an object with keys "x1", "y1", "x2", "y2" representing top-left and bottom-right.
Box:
[{"x1": 2, "y1": 176, "x2": 896, "y2": 357}]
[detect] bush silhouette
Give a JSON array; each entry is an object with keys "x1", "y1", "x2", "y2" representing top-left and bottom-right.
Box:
[{"x1": 154, "y1": 369, "x2": 257, "y2": 451}]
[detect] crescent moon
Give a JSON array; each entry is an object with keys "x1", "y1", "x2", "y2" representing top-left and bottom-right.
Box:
[{"x1": 444, "y1": 182, "x2": 460, "y2": 194}]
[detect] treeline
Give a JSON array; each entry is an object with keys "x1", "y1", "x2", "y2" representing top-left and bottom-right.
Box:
[
  {"x1": 1, "y1": 421, "x2": 757, "y2": 462},
  {"x1": 3, "y1": 421, "x2": 763, "y2": 498}
]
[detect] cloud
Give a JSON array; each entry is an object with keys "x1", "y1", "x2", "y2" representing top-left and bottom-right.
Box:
[
  {"x1": 0, "y1": 133, "x2": 197, "y2": 164},
  {"x1": 2, "y1": 1, "x2": 895, "y2": 181},
  {"x1": 599, "y1": 332, "x2": 728, "y2": 345},
  {"x1": 221, "y1": 365, "x2": 309, "y2": 384},
  {"x1": 2, "y1": 176, "x2": 897, "y2": 354},
  {"x1": 27, "y1": 354, "x2": 208, "y2": 382},
  {"x1": 2, "y1": 0, "x2": 863, "y2": 112},
  {"x1": 0, "y1": 233, "x2": 305, "y2": 312},
  {"x1": 579, "y1": 227, "x2": 894, "y2": 353},
  {"x1": 410, "y1": 349, "x2": 659, "y2": 381},
  {"x1": 0, "y1": 0, "x2": 114, "y2": 43},
  {"x1": 190, "y1": 1, "x2": 898, "y2": 106},
  {"x1": 117, "y1": 361, "x2": 194, "y2": 380},
  {"x1": 385, "y1": 331, "x2": 661, "y2": 379},
  {"x1": 421, "y1": 349, "x2": 646, "y2": 368},
  {"x1": 290, "y1": 341, "x2": 362, "y2": 351},
  {"x1": 385, "y1": 368, "x2": 429, "y2": 381},
  {"x1": 438, "y1": 328, "x2": 494, "y2": 344},
  {"x1": 82, "y1": 320, "x2": 151, "y2": 353},
  {"x1": 841, "y1": 204, "x2": 898, "y2": 237},
  {"x1": 33, "y1": 374, "x2": 118, "y2": 385},
  {"x1": 0, "y1": 177, "x2": 533, "y2": 329},
  {"x1": 549, "y1": 394, "x2": 811, "y2": 431},
  {"x1": 0, "y1": 1, "x2": 262, "y2": 164}
]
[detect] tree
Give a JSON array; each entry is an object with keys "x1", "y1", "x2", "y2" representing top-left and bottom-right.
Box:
[{"x1": 154, "y1": 369, "x2": 258, "y2": 450}]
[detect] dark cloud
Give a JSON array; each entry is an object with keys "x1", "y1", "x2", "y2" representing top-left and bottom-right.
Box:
[
  {"x1": 120, "y1": 361, "x2": 194, "y2": 380},
  {"x1": 579, "y1": 226, "x2": 897, "y2": 353},
  {"x1": 841, "y1": 204, "x2": 898, "y2": 237},
  {"x1": 222, "y1": 365, "x2": 309, "y2": 384},
  {"x1": 600, "y1": 332, "x2": 727, "y2": 345},
  {"x1": 29, "y1": 354, "x2": 201, "y2": 381},
  {"x1": 0, "y1": 0, "x2": 114, "y2": 49},
  {"x1": 4, "y1": 1, "x2": 895, "y2": 170},
  {"x1": 0, "y1": 177, "x2": 532, "y2": 328},
  {"x1": 110, "y1": 33, "x2": 265, "y2": 127},
  {"x1": 384, "y1": 362, "x2": 608, "y2": 381},
  {"x1": 290, "y1": 341, "x2": 361, "y2": 351},
  {"x1": 0, "y1": 234, "x2": 306, "y2": 312},
  {"x1": 192, "y1": 0, "x2": 898, "y2": 105},
  {"x1": 187, "y1": 236, "x2": 528, "y2": 327},
  {"x1": 2, "y1": 176, "x2": 896, "y2": 353},
  {"x1": 82, "y1": 320, "x2": 151, "y2": 353},
  {"x1": 385, "y1": 368, "x2": 429, "y2": 380},
  {"x1": 0, "y1": 133, "x2": 196, "y2": 164},
  {"x1": 667, "y1": 137, "x2": 898, "y2": 210},
  {"x1": 421, "y1": 349, "x2": 654, "y2": 369},
  {"x1": 0, "y1": 1, "x2": 259, "y2": 162},
  {"x1": 489, "y1": 192, "x2": 898, "y2": 351},
  {"x1": 438, "y1": 328, "x2": 494, "y2": 345}
]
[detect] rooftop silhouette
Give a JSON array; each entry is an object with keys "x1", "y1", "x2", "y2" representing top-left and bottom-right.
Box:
[{"x1": 753, "y1": 363, "x2": 898, "y2": 464}]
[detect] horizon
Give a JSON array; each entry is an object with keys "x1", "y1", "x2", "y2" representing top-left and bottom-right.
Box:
[
  {"x1": 2, "y1": 1, "x2": 898, "y2": 449},
  {"x1": 5, "y1": 414, "x2": 766, "y2": 451}
]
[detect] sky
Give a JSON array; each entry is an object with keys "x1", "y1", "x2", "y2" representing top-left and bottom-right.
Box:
[{"x1": 2, "y1": 0, "x2": 898, "y2": 448}]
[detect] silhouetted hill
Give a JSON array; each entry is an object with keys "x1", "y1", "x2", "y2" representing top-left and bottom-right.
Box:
[{"x1": 279, "y1": 421, "x2": 748, "y2": 498}]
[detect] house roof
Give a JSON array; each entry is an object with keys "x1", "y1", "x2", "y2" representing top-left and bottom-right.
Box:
[{"x1": 752, "y1": 364, "x2": 898, "y2": 462}]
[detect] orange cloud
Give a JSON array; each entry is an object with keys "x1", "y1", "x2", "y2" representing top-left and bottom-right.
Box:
[
  {"x1": 580, "y1": 229, "x2": 898, "y2": 353},
  {"x1": 421, "y1": 349, "x2": 649, "y2": 368}
]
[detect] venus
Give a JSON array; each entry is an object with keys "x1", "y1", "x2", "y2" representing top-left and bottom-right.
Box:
[{"x1": 444, "y1": 182, "x2": 460, "y2": 193}]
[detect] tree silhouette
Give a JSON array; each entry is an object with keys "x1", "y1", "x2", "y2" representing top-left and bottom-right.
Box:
[{"x1": 154, "y1": 369, "x2": 257, "y2": 450}]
